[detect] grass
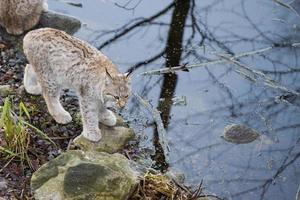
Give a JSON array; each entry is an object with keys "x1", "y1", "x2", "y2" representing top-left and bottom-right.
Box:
[{"x1": 0, "y1": 97, "x2": 55, "y2": 169}]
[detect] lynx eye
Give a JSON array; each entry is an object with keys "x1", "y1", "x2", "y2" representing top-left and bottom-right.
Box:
[
  {"x1": 124, "y1": 95, "x2": 129, "y2": 98},
  {"x1": 114, "y1": 96, "x2": 120, "y2": 100}
]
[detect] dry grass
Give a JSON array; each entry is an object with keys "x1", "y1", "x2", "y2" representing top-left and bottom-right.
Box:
[{"x1": 130, "y1": 172, "x2": 208, "y2": 200}]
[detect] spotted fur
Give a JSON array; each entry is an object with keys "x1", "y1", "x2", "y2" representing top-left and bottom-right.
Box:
[
  {"x1": 0, "y1": 0, "x2": 47, "y2": 35},
  {"x1": 23, "y1": 28, "x2": 131, "y2": 142}
]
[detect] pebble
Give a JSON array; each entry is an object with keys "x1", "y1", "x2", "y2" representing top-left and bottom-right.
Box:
[
  {"x1": 0, "y1": 178, "x2": 8, "y2": 191},
  {"x1": 0, "y1": 84, "x2": 13, "y2": 96}
]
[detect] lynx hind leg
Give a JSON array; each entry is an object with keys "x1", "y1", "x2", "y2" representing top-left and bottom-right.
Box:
[
  {"x1": 42, "y1": 86, "x2": 72, "y2": 124},
  {"x1": 24, "y1": 64, "x2": 42, "y2": 95},
  {"x1": 99, "y1": 109, "x2": 117, "y2": 127}
]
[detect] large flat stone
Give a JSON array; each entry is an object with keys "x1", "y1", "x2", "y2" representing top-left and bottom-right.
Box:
[
  {"x1": 31, "y1": 150, "x2": 139, "y2": 200},
  {"x1": 73, "y1": 115, "x2": 135, "y2": 153},
  {"x1": 73, "y1": 125, "x2": 135, "y2": 154}
]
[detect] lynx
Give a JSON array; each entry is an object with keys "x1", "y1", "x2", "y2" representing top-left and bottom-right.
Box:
[
  {"x1": 23, "y1": 28, "x2": 131, "y2": 142},
  {"x1": 0, "y1": 0, "x2": 47, "y2": 35}
]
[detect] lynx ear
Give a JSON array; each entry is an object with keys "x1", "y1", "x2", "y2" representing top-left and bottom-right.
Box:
[
  {"x1": 105, "y1": 68, "x2": 113, "y2": 80},
  {"x1": 125, "y1": 68, "x2": 134, "y2": 79}
]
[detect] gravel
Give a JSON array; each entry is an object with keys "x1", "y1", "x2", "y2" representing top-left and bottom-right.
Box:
[{"x1": 0, "y1": 35, "x2": 82, "y2": 199}]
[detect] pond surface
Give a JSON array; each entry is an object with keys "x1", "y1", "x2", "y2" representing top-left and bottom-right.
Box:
[{"x1": 48, "y1": 0, "x2": 300, "y2": 199}]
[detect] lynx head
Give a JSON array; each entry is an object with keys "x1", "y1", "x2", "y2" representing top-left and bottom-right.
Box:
[{"x1": 104, "y1": 69, "x2": 132, "y2": 108}]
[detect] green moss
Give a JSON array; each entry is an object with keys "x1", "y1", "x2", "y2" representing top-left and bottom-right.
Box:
[
  {"x1": 31, "y1": 152, "x2": 74, "y2": 191},
  {"x1": 64, "y1": 163, "x2": 110, "y2": 197}
]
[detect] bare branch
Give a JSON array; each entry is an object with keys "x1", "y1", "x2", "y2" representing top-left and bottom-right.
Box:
[
  {"x1": 97, "y1": 2, "x2": 175, "y2": 49},
  {"x1": 140, "y1": 43, "x2": 300, "y2": 75},
  {"x1": 219, "y1": 54, "x2": 300, "y2": 96},
  {"x1": 133, "y1": 93, "x2": 169, "y2": 161},
  {"x1": 115, "y1": 0, "x2": 142, "y2": 11}
]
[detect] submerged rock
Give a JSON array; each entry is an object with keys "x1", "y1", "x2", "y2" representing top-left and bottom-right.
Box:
[
  {"x1": 31, "y1": 150, "x2": 139, "y2": 200},
  {"x1": 39, "y1": 11, "x2": 81, "y2": 35},
  {"x1": 73, "y1": 116, "x2": 135, "y2": 153},
  {"x1": 221, "y1": 124, "x2": 260, "y2": 144}
]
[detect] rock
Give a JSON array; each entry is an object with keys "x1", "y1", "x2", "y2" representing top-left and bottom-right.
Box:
[
  {"x1": 39, "y1": 11, "x2": 81, "y2": 35},
  {"x1": 31, "y1": 150, "x2": 139, "y2": 200},
  {"x1": 221, "y1": 124, "x2": 260, "y2": 144},
  {"x1": 73, "y1": 121, "x2": 135, "y2": 153},
  {"x1": 0, "y1": 177, "x2": 7, "y2": 191},
  {"x1": 0, "y1": 85, "x2": 13, "y2": 97},
  {"x1": 16, "y1": 85, "x2": 25, "y2": 95}
]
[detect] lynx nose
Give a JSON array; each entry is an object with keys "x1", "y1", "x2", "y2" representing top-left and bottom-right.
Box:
[{"x1": 118, "y1": 100, "x2": 126, "y2": 108}]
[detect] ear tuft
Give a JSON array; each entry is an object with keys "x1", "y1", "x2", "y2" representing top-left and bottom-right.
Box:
[{"x1": 125, "y1": 68, "x2": 134, "y2": 78}]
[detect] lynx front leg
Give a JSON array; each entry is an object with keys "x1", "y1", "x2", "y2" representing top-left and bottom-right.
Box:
[
  {"x1": 79, "y1": 97, "x2": 102, "y2": 142},
  {"x1": 42, "y1": 86, "x2": 72, "y2": 124}
]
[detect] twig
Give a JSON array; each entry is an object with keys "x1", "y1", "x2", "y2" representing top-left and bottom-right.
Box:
[
  {"x1": 219, "y1": 54, "x2": 300, "y2": 96},
  {"x1": 0, "y1": 156, "x2": 14, "y2": 173},
  {"x1": 124, "y1": 149, "x2": 132, "y2": 160},
  {"x1": 127, "y1": 49, "x2": 165, "y2": 73},
  {"x1": 133, "y1": 93, "x2": 169, "y2": 160},
  {"x1": 66, "y1": 138, "x2": 73, "y2": 150},
  {"x1": 272, "y1": 0, "x2": 300, "y2": 19},
  {"x1": 115, "y1": 0, "x2": 142, "y2": 11},
  {"x1": 140, "y1": 43, "x2": 300, "y2": 75},
  {"x1": 66, "y1": 2, "x2": 82, "y2": 8}
]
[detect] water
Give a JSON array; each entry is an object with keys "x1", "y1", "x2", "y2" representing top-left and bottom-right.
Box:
[{"x1": 48, "y1": 0, "x2": 300, "y2": 199}]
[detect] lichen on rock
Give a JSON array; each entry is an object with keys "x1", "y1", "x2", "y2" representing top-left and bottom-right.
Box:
[{"x1": 31, "y1": 150, "x2": 139, "y2": 200}]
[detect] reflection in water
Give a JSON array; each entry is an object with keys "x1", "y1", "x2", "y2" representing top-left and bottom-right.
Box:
[
  {"x1": 153, "y1": 0, "x2": 191, "y2": 172},
  {"x1": 48, "y1": 0, "x2": 300, "y2": 199}
]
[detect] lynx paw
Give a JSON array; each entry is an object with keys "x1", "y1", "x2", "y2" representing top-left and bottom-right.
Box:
[
  {"x1": 6, "y1": 27, "x2": 24, "y2": 35},
  {"x1": 43, "y1": 2, "x2": 49, "y2": 10},
  {"x1": 82, "y1": 129, "x2": 102, "y2": 142},
  {"x1": 53, "y1": 112, "x2": 72, "y2": 124},
  {"x1": 99, "y1": 110, "x2": 117, "y2": 127}
]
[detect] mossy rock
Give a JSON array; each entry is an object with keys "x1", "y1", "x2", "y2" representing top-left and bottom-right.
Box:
[
  {"x1": 73, "y1": 116, "x2": 135, "y2": 153},
  {"x1": 31, "y1": 150, "x2": 139, "y2": 200}
]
